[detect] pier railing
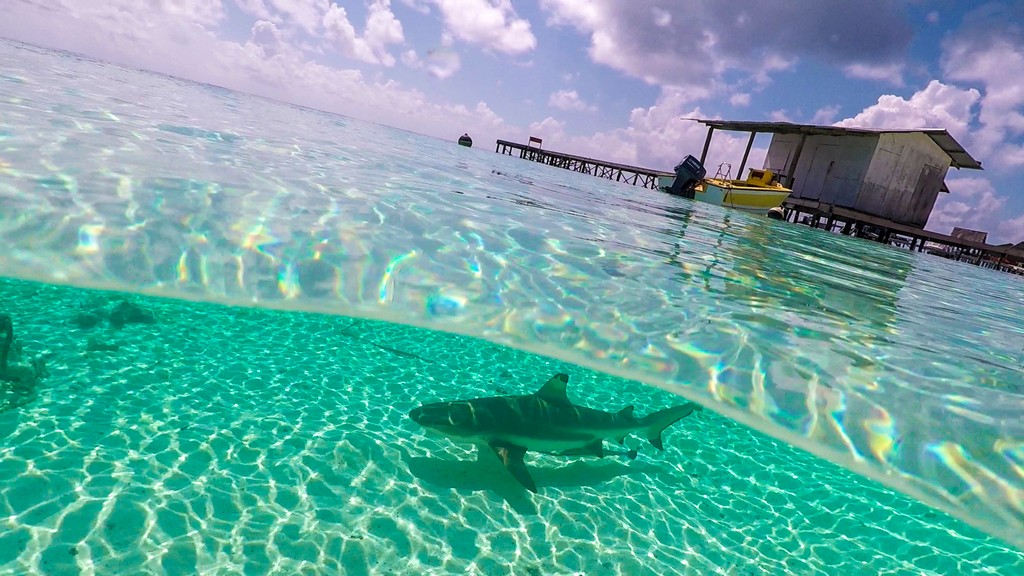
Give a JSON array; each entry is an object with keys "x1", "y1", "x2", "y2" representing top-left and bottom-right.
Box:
[{"x1": 495, "y1": 139, "x2": 673, "y2": 190}]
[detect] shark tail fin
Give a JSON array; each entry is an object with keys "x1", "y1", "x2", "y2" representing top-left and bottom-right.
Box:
[{"x1": 643, "y1": 402, "x2": 702, "y2": 450}]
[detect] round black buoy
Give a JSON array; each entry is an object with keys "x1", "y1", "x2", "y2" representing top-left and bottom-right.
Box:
[
  {"x1": 767, "y1": 206, "x2": 785, "y2": 220},
  {"x1": 458, "y1": 133, "x2": 473, "y2": 147}
]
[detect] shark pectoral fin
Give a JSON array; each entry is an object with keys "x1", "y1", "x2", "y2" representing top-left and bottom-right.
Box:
[
  {"x1": 534, "y1": 373, "x2": 570, "y2": 403},
  {"x1": 559, "y1": 440, "x2": 605, "y2": 458},
  {"x1": 490, "y1": 442, "x2": 537, "y2": 493},
  {"x1": 611, "y1": 406, "x2": 635, "y2": 444},
  {"x1": 616, "y1": 406, "x2": 634, "y2": 445}
]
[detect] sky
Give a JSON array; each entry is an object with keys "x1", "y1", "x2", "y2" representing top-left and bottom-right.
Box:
[{"x1": 3, "y1": 0, "x2": 1024, "y2": 243}]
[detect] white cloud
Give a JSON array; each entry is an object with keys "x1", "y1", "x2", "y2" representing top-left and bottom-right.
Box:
[
  {"x1": 250, "y1": 20, "x2": 286, "y2": 58},
  {"x1": 399, "y1": 0, "x2": 431, "y2": 14},
  {"x1": 729, "y1": 92, "x2": 751, "y2": 107},
  {"x1": 235, "y1": 0, "x2": 275, "y2": 20},
  {"x1": 834, "y1": 80, "x2": 1015, "y2": 239},
  {"x1": 651, "y1": 7, "x2": 671, "y2": 27},
  {"x1": 835, "y1": 80, "x2": 980, "y2": 143},
  {"x1": 751, "y1": 54, "x2": 798, "y2": 87},
  {"x1": 403, "y1": 46, "x2": 462, "y2": 79},
  {"x1": 942, "y1": 37, "x2": 1024, "y2": 168},
  {"x1": 527, "y1": 116, "x2": 567, "y2": 140},
  {"x1": 837, "y1": 28, "x2": 1024, "y2": 175},
  {"x1": 1, "y1": 1, "x2": 227, "y2": 73},
  {"x1": 1000, "y1": 145, "x2": 1024, "y2": 166},
  {"x1": 0, "y1": 0, "x2": 512, "y2": 147},
  {"x1": 540, "y1": 0, "x2": 730, "y2": 87},
  {"x1": 323, "y1": 0, "x2": 404, "y2": 66},
  {"x1": 521, "y1": 87, "x2": 767, "y2": 175},
  {"x1": 269, "y1": 0, "x2": 330, "y2": 34},
  {"x1": 623, "y1": 90, "x2": 767, "y2": 171},
  {"x1": 159, "y1": 0, "x2": 227, "y2": 26},
  {"x1": 998, "y1": 213, "x2": 1024, "y2": 243},
  {"x1": 926, "y1": 11, "x2": 940, "y2": 24},
  {"x1": 928, "y1": 176, "x2": 1006, "y2": 235},
  {"x1": 322, "y1": 5, "x2": 375, "y2": 63},
  {"x1": 843, "y1": 62, "x2": 904, "y2": 86},
  {"x1": 366, "y1": 0, "x2": 404, "y2": 48},
  {"x1": 539, "y1": 0, "x2": 907, "y2": 96},
  {"x1": 548, "y1": 89, "x2": 597, "y2": 112},
  {"x1": 837, "y1": 21, "x2": 1024, "y2": 243},
  {"x1": 811, "y1": 105, "x2": 841, "y2": 125},
  {"x1": 427, "y1": 0, "x2": 536, "y2": 54}
]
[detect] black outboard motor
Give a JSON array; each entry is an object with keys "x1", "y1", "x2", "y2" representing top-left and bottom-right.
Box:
[{"x1": 667, "y1": 155, "x2": 706, "y2": 199}]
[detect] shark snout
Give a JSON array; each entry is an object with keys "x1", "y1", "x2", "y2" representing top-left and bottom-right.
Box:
[
  {"x1": 408, "y1": 402, "x2": 450, "y2": 427},
  {"x1": 409, "y1": 401, "x2": 476, "y2": 431},
  {"x1": 408, "y1": 406, "x2": 426, "y2": 425}
]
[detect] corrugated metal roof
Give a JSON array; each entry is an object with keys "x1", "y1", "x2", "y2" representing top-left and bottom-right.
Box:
[
  {"x1": 925, "y1": 130, "x2": 983, "y2": 170},
  {"x1": 694, "y1": 119, "x2": 983, "y2": 170}
]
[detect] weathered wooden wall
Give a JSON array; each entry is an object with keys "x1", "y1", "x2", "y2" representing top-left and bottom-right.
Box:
[
  {"x1": 764, "y1": 134, "x2": 877, "y2": 205},
  {"x1": 856, "y1": 132, "x2": 950, "y2": 227},
  {"x1": 765, "y1": 132, "x2": 950, "y2": 227}
]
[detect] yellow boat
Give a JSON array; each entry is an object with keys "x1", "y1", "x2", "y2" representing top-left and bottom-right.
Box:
[
  {"x1": 659, "y1": 156, "x2": 792, "y2": 215},
  {"x1": 697, "y1": 168, "x2": 792, "y2": 213}
]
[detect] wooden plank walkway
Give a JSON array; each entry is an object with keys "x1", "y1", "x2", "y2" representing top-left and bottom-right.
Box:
[
  {"x1": 495, "y1": 139, "x2": 673, "y2": 190},
  {"x1": 782, "y1": 197, "x2": 1024, "y2": 271}
]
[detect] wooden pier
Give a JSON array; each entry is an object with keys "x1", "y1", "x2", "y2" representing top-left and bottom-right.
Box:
[
  {"x1": 495, "y1": 139, "x2": 672, "y2": 190},
  {"x1": 782, "y1": 197, "x2": 1024, "y2": 273}
]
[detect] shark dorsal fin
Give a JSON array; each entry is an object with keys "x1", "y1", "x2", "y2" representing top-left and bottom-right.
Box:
[
  {"x1": 534, "y1": 373, "x2": 570, "y2": 403},
  {"x1": 618, "y1": 405, "x2": 635, "y2": 418}
]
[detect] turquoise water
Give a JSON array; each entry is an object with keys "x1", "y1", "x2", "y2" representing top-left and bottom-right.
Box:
[{"x1": 1, "y1": 38, "x2": 1023, "y2": 574}]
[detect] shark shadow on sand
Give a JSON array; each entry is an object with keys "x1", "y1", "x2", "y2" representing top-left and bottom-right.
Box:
[
  {"x1": 402, "y1": 445, "x2": 668, "y2": 515},
  {"x1": 407, "y1": 372, "x2": 702, "y2": 501}
]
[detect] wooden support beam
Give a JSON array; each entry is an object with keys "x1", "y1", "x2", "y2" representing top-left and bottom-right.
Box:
[
  {"x1": 737, "y1": 131, "x2": 756, "y2": 178},
  {"x1": 700, "y1": 126, "x2": 714, "y2": 165}
]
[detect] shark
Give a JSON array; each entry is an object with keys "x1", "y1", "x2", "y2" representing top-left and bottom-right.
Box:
[{"x1": 408, "y1": 373, "x2": 702, "y2": 492}]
